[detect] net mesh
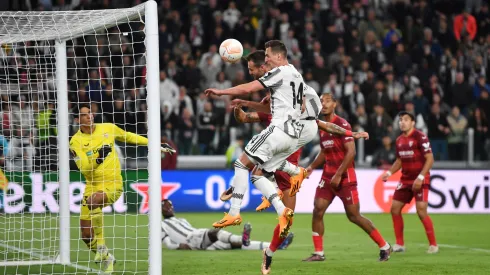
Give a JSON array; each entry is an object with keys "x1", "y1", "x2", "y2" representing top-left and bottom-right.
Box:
[{"x1": 0, "y1": 3, "x2": 152, "y2": 274}]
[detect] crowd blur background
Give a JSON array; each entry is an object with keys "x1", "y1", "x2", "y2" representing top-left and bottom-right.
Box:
[{"x1": 0, "y1": 0, "x2": 489, "y2": 172}]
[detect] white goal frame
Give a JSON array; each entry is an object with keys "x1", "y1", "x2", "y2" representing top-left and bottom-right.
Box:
[{"x1": 0, "y1": 1, "x2": 162, "y2": 273}]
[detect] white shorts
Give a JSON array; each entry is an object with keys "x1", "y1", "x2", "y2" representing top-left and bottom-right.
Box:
[
  {"x1": 186, "y1": 229, "x2": 213, "y2": 250},
  {"x1": 245, "y1": 120, "x2": 317, "y2": 172},
  {"x1": 245, "y1": 125, "x2": 299, "y2": 172}
]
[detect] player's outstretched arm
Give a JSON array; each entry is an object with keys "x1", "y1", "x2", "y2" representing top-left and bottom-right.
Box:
[
  {"x1": 234, "y1": 107, "x2": 261, "y2": 123},
  {"x1": 205, "y1": 80, "x2": 264, "y2": 97},
  {"x1": 231, "y1": 98, "x2": 271, "y2": 114},
  {"x1": 316, "y1": 119, "x2": 369, "y2": 140},
  {"x1": 112, "y1": 124, "x2": 175, "y2": 154},
  {"x1": 382, "y1": 158, "x2": 402, "y2": 181},
  {"x1": 162, "y1": 236, "x2": 179, "y2": 250}
]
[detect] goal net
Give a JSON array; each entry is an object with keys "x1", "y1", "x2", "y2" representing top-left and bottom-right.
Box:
[{"x1": 0, "y1": 1, "x2": 162, "y2": 274}]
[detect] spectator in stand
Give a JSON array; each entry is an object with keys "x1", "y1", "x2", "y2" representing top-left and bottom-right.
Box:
[
  {"x1": 447, "y1": 106, "x2": 468, "y2": 160},
  {"x1": 223, "y1": 1, "x2": 241, "y2": 31},
  {"x1": 304, "y1": 70, "x2": 320, "y2": 95},
  {"x1": 468, "y1": 107, "x2": 489, "y2": 161},
  {"x1": 161, "y1": 101, "x2": 178, "y2": 140},
  {"x1": 366, "y1": 80, "x2": 391, "y2": 114},
  {"x1": 359, "y1": 8, "x2": 384, "y2": 41},
  {"x1": 477, "y1": 89, "x2": 490, "y2": 118},
  {"x1": 432, "y1": 93, "x2": 451, "y2": 116},
  {"x1": 160, "y1": 71, "x2": 179, "y2": 114},
  {"x1": 450, "y1": 72, "x2": 473, "y2": 115},
  {"x1": 177, "y1": 108, "x2": 194, "y2": 155},
  {"x1": 371, "y1": 135, "x2": 396, "y2": 169},
  {"x1": 84, "y1": 70, "x2": 106, "y2": 103},
  {"x1": 161, "y1": 133, "x2": 178, "y2": 170},
  {"x1": 427, "y1": 104, "x2": 450, "y2": 160},
  {"x1": 369, "y1": 104, "x2": 393, "y2": 150},
  {"x1": 453, "y1": 8, "x2": 478, "y2": 43},
  {"x1": 177, "y1": 86, "x2": 194, "y2": 117},
  {"x1": 412, "y1": 87, "x2": 430, "y2": 119},
  {"x1": 197, "y1": 102, "x2": 216, "y2": 155},
  {"x1": 352, "y1": 105, "x2": 368, "y2": 131},
  {"x1": 473, "y1": 75, "x2": 490, "y2": 99}
]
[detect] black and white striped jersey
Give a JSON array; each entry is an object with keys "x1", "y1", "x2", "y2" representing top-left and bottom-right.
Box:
[
  {"x1": 258, "y1": 64, "x2": 304, "y2": 138},
  {"x1": 300, "y1": 84, "x2": 321, "y2": 120},
  {"x1": 161, "y1": 217, "x2": 196, "y2": 244}
]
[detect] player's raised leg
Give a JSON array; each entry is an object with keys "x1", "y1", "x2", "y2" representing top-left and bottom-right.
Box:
[
  {"x1": 391, "y1": 199, "x2": 407, "y2": 252},
  {"x1": 343, "y1": 192, "x2": 391, "y2": 261},
  {"x1": 213, "y1": 154, "x2": 254, "y2": 228},
  {"x1": 415, "y1": 189, "x2": 438, "y2": 253}
]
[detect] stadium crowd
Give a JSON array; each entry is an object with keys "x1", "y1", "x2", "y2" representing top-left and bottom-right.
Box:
[{"x1": 0, "y1": 0, "x2": 489, "y2": 172}]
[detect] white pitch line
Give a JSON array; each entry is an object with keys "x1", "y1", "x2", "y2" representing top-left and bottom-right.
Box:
[
  {"x1": 415, "y1": 243, "x2": 490, "y2": 253},
  {"x1": 0, "y1": 241, "x2": 99, "y2": 273}
]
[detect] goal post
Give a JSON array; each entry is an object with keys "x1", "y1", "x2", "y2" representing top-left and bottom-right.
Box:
[{"x1": 0, "y1": 0, "x2": 162, "y2": 274}]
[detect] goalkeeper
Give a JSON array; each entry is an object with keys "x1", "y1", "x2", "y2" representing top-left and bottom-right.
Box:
[{"x1": 70, "y1": 104, "x2": 175, "y2": 273}]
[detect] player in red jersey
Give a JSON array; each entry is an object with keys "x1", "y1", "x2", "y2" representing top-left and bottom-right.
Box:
[
  {"x1": 382, "y1": 111, "x2": 438, "y2": 254},
  {"x1": 303, "y1": 92, "x2": 391, "y2": 262}
]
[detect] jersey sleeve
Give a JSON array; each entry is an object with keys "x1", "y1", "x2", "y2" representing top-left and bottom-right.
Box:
[
  {"x1": 340, "y1": 121, "x2": 354, "y2": 145},
  {"x1": 258, "y1": 67, "x2": 283, "y2": 89},
  {"x1": 257, "y1": 112, "x2": 270, "y2": 122},
  {"x1": 417, "y1": 132, "x2": 432, "y2": 155},
  {"x1": 69, "y1": 136, "x2": 97, "y2": 172},
  {"x1": 111, "y1": 124, "x2": 149, "y2": 145}
]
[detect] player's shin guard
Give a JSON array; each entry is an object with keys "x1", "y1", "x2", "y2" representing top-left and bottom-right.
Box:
[
  {"x1": 312, "y1": 232, "x2": 323, "y2": 255},
  {"x1": 392, "y1": 214, "x2": 404, "y2": 246},
  {"x1": 243, "y1": 241, "x2": 268, "y2": 250},
  {"x1": 91, "y1": 207, "x2": 106, "y2": 247},
  {"x1": 251, "y1": 175, "x2": 285, "y2": 215},
  {"x1": 267, "y1": 224, "x2": 285, "y2": 256},
  {"x1": 278, "y1": 160, "x2": 300, "y2": 176},
  {"x1": 369, "y1": 229, "x2": 388, "y2": 248},
  {"x1": 217, "y1": 230, "x2": 242, "y2": 244},
  {"x1": 229, "y1": 160, "x2": 249, "y2": 216},
  {"x1": 421, "y1": 216, "x2": 437, "y2": 246}
]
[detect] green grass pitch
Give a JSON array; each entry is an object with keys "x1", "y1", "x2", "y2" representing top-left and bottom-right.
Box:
[{"x1": 1, "y1": 213, "x2": 490, "y2": 274}]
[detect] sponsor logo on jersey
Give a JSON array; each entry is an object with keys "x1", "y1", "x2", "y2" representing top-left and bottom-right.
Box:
[
  {"x1": 322, "y1": 140, "x2": 335, "y2": 147},
  {"x1": 422, "y1": 142, "x2": 431, "y2": 151},
  {"x1": 399, "y1": 150, "x2": 414, "y2": 157}
]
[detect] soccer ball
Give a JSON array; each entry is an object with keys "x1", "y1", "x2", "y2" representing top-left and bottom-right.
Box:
[{"x1": 219, "y1": 39, "x2": 243, "y2": 63}]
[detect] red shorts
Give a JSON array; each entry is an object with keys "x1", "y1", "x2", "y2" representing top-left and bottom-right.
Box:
[
  {"x1": 392, "y1": 183, "x2": 429, "y2": 204},
  {"x1": 314, "y1": 179, "x2": 359, "y2": 205},
  {"x1": 274, "y1": 170, "x2": 291, "y2": 191}
]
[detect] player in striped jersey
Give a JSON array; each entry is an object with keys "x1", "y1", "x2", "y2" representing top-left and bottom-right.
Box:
[{"x1": 161, "y1": 199, "x2": 294, "y2": 251}]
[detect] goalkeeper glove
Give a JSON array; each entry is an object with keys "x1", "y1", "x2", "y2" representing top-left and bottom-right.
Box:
[
  {"x1": 96, "y1": 145, "x2": 112, "y2": 164},
  {"x1": 161, "y1": 143, "x2": 176, "y2": 154}
]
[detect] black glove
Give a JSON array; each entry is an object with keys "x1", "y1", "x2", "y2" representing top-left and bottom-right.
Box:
[{"x1": 96, "y1": 145, "x2": 112, "y2": 164}]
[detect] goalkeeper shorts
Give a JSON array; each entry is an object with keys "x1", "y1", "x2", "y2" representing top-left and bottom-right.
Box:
[{"x1": 80, "y1": 181, "x2": 123, "y2": 221}]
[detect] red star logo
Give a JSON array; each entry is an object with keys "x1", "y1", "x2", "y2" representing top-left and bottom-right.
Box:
[{"x1": 131, "y1": 182, "x2": 180, "y2": 213}]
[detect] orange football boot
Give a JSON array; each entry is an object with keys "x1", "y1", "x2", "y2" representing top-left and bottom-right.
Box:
[
  {"x1": 278, "y1": 208, "x2": 294, "y2": 238},
  {"x1": 289, "y1": 167, "x2": 307, "y2": 197},
  {"x1": 212, "y1": 212, "x2": 242, "y2": 228},
  {"x1": 256, "y1": 190, "x2": 284, "y2": 212}
]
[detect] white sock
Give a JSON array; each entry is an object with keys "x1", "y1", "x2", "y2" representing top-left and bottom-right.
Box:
[
  {"x1": 242, "y1": 241, "x2": 268, "y2": 250},
  {"x1": 265, "y1": 247, "x2": 274, "y2": 256},
  {"x1": 278, "y1": 160, "x2": 300, "y2": 176},
  {"x1": 217, "y1": 230, "x2": 241, "y2": 244},
  {"x1": 380, "y1": 243, "x2": 390, "y2": 250},
  {"x1": 229, "y1": 160, "x2": 249, "y2": 216},
  {"x1": 251, "y1": 175, "x2": 286, "y2": 215}
]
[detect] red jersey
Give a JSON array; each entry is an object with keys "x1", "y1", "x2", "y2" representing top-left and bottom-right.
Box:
[
  {"x1": 258, "y1": 112, "x2": 301, "y2": 165},
  {"x1": 395, "y1": 129, "x2": 432, "y2": 185},
  {"x1": 319, "y1": 115, "x2": 356, "y2": 185}
]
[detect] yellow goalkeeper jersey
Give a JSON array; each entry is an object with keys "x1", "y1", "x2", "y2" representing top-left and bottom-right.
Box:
[{"x1": 69, "y1": 123, "x2": 148, "y2": 184}]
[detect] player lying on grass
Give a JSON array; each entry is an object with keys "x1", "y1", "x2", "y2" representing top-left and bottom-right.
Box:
[
  {"x1": 382, "y1": 111, "x2": 438, "y2": 254},
  {"x1": 161, "y1": 199, "x2": 294, "y2": 251},
  {"x1": 70, "y1": 104, "x2": 175, "y2": 273},
  {"x1": 302, "y1": 92, "x2": 391, "y2": 262}
]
